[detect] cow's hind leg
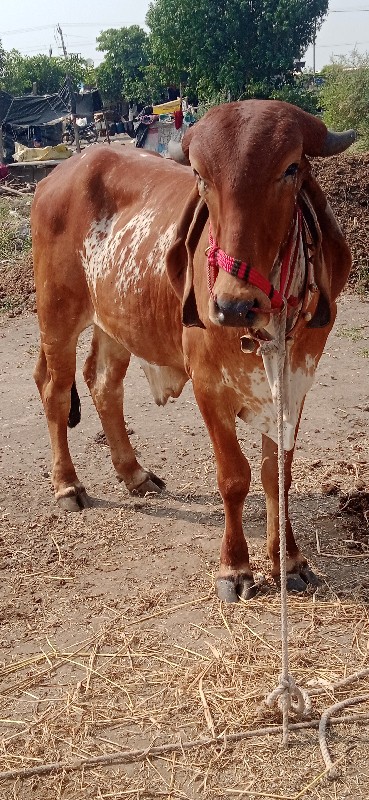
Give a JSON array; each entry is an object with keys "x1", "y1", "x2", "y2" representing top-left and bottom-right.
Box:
[
  {"x1": 34, "y1": 343, "x2": 89, "y2": 511},
  {"x1": 261, "y1": 434, "x2": 319, "y2": 591},
  {"x1": 83, "y1": 326, "x2": 165, "y2": 496}
]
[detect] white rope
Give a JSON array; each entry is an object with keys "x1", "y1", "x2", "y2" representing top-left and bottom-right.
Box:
[
  {"x1": 2, "y1": 711, "x2": 369, "y2": 782},
  {"x1": 319, "y1": 693, "x2": 369, "y2": 779},
  {"x1": 260, "y1": 308, "x2": 369, "y2": 767},
  {"x1": 263, "y1": 304, "x2": 310, "y2": 744}
]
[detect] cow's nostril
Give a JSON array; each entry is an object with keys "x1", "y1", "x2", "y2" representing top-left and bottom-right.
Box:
[
  {"x1": 216, "y1": 298, "x2": 255, "y2": 320},
  {"x1": 245, "y1": 300, "x2": 259, "y2": 323}
]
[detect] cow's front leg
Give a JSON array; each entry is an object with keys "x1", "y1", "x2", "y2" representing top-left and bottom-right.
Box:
[
  {"x1": 261, "y1": 434, "x2": 319, "y2": 591},
  {"x1": 193, "y1": 388, "x2": 256, "y2": 603}
]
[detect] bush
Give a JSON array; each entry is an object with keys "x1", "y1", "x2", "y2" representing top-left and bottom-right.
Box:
[
  {"x1": 319, "y1": 50, "x2": 369, "y2": 149},
  {"x1": 196, "y1": 77, "x2": 320, "y2": 116}
]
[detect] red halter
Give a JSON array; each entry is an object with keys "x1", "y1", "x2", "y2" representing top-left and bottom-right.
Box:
[{"x1": 206, "y1": 208, "x2": 302, "y2": 312}]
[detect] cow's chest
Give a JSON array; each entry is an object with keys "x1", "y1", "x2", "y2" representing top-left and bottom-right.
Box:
[{"x1": 217, "y1": 348, "x2": 317, "y2": 450}]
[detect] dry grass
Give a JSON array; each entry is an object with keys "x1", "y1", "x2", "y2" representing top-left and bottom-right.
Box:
[
  {"x1": 1, "y1": 429, "x2": 368, "y2": 798},
  {"x1": 1, "y1": 433, "x2": 369, "y2": 798},
  {"x1": 1, "y1": 579, "x2": 369, "y2": 799},
  {"x1": 1, "y1": 293, "x2": 368, "y2": 798}
]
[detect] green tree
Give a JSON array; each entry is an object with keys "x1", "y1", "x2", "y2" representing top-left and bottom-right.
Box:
[
  {"x1": 320, "y1": 50, "x2": 369, "y2": 148},
  {"x1": 0, "y1": 39, "x2": 5, "y2": 84},
  {"x1": 146, "y1": 0, "x2": 328, "y2": 101},
  {"x1": 1, "y1": 50, "x2": 95, "y2": 96},
  {"x1": 96, "y1": 26, "x2": 151, "y2": 104}
]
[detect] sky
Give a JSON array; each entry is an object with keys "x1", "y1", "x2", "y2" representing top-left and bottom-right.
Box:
[{"x1": 0, "y1": 1, "x2": 368, "y2": 72}]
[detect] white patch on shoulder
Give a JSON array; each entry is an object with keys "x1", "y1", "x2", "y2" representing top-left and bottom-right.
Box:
[
  {"x1": 146, "y1": 223, "x2": 177, "y2": 275},
  {"x1": 138, "y1": 359, "x2": 187, "y2": 405},
  {"x1": 81, "y1": 211, "x2": 176, "y2": 296},
  {"x1": 115, "y1": 208, "x2": 156, "y2": 294},
  {"x1": 81, "y1": 216, "x2": 112, "y2": 293}
]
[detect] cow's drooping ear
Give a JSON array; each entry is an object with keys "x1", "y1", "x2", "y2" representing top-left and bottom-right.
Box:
[
  {"x1": 299, "y1": 176, "x2": 331, "y2": 328},
  {"x1": 302, "y1": 168, "x2": 351, "y2": 328},
  {"x1": 166, "y1": 186, "x2": 208, "y2": 328}
]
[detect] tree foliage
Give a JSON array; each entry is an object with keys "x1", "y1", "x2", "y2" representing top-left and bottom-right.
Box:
[
  {"x1": 96, "y1": 26, "x2": 151, "y2": 104},
  {"x1": 0, "y1": 3, "x2": 331, "y2": 112},
  {"x1": 1, "y1": 51, "x2": 95, "y2": 96},
  {"x1": 320, "y1": 50, "x2": 369, "y2": 148},
  {"x1": 0, "y1": 39, "x2": 5, "y2": 83},
  {"x1": 146, "y1": 0, "x2": 328, "y2": 101}
]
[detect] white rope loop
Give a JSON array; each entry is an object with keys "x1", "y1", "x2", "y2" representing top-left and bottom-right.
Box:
[
  {"x1": 266, "y1": 675, "x2": 312, "y2": 716},
  {"x1": 319, "y1": 693, "x2": 369, "y2": 780}
]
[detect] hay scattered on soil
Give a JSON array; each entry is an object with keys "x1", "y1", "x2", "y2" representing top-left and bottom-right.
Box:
[{"x1": 1, "y1": 574, "x2": 369, "y2": 799}]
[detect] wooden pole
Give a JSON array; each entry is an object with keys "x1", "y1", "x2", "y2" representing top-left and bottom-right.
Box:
[{"x1": 57, "y1": 23, "x2": 80, "y2": 153}]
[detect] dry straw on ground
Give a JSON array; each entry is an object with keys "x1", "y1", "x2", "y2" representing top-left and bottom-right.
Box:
[
  {"x1": 1, "y1": 573, "x2": 369, "y2": 799},
  {"x1": 1, "y1": 436, "x2": 369, "y2": 798},
  {"x1": 1, "y1": 387, "x2": 368, "y2": 798}
]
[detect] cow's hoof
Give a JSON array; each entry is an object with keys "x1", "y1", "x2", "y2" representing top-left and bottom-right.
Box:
[
  {"x1": 285, "y1": 573, "x2": 308, "y2": 593},
  {"x1": 300, "y1": 566, "x2": 320, "y2": 587},
  {"x1": 131, "y1": 471, "x2": 165, "y2": 497},
  {"x1": 216, "y1": 574, "x2": 257, "y2": 603},
  {"x1": 216, "y1": 578, "x2": 239, "y2": 603},
  {"x1": 275, "y1": 565, "x2": 320, "y2": 593},
  {"x1": 238, "y1": 575, "x2": 258, "y2": 600},
  {"x1": 57, "y1": 488, "x2": 91, "y2": 512}
]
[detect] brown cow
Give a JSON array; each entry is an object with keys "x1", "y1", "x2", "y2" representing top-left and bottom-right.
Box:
[{"x1": 32, "y1": 100, "x2": 353, "y2": 602}]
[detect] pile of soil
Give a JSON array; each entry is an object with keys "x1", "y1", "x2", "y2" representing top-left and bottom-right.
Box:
[
  {"x1": 313, "y1": 152, "x2": 369, "y2": 291},
  {"x1": 0, "y1": 250, "x2": 35, "y2": 316}
]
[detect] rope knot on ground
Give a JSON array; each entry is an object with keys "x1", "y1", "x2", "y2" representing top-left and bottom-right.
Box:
[{"x1": 265, "y1": 674, "x2": 312, "y2": 717}]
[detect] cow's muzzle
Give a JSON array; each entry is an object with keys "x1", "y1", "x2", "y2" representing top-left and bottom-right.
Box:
[{"x1": 210, "y1": 297, "x2": 270, "y2": 329}]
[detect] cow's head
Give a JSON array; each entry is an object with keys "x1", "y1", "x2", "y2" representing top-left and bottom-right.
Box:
[{"x1": 168, "y1": 100, "x2": 354, "y2": 330}]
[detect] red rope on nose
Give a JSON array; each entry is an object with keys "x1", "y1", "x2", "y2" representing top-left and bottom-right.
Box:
[{"x1": 206, "y1": 209, "x2": 301, "y2": 312}]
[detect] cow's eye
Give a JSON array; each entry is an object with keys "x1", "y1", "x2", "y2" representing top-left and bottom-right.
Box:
[
  {"x1": 193, "y1": 169, "x2": 208, "y2": 193},
  {"x1": 284, "y1": 163, "x2": 299, "y2": 178}
]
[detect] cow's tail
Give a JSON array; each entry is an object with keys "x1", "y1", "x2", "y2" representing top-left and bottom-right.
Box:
[{"x1": 68, "y1": 380, "x2": 81, "y2": 428}]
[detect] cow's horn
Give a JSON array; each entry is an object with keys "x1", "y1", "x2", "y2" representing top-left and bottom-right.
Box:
[
  {"x1": 321, "y1": 129, "x2": 356, "y2": 156},
  {"x1": 167, "y1": 140, "x2": 190, "y2": 165}
]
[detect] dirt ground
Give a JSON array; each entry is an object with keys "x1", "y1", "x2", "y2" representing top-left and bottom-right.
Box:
[{"x1": 0, "y1": 288, "x2": 369, "y2": 799}]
